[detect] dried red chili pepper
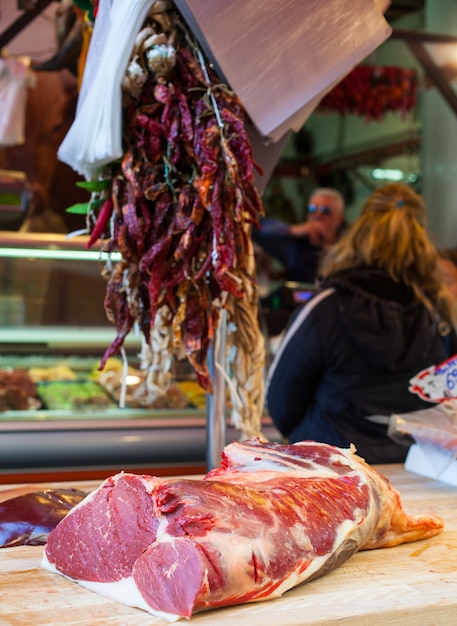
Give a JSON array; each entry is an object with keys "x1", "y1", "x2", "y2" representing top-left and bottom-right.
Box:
[{"x1": 85, "y1": 197, "x2": 113, "y2": 249}]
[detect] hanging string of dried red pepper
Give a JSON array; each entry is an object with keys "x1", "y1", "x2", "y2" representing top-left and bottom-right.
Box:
[
  {"x1": 319, "y1": 65, "x2": 419, "y2": 121},
  {"x1": 89, "y1": 6, "x2": 264, "y2": 394}
]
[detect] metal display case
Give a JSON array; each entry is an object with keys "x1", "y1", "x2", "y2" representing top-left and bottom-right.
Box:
[{"x1": 0, "y1": 232, "x2": 279, "y2": 479}]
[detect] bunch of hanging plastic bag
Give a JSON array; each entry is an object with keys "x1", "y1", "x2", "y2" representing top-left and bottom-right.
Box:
[
  {"x1": 58, "y1": 0, "x2": 158, "y2": 180},
  {"x1": 389, "y1": 353, "x2": 457, "y2": 484}
]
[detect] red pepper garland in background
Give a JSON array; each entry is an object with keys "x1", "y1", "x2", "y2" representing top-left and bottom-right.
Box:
[
  {"x1": 319, "y1": 65, "x2": 419, "y2": 121},
  {"x1": 82, "y1": 3, "x2": 266, "y2": 438}
]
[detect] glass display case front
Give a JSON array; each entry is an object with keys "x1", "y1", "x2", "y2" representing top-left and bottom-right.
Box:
[{"x1": 0, "y1": 231, "x2": 279, "y2": 479}]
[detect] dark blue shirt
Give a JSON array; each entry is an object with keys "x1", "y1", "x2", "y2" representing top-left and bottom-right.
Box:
[{"x1": 252, "y1": 217, "x2": 323, "y2": 283}]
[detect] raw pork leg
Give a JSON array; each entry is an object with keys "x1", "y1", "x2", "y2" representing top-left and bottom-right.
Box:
[{"x1": 42, "y1": 439, "x2": 443, "y2": 622}]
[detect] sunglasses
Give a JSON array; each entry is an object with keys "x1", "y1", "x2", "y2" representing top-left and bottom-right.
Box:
[{"x1": 308, "y1": 204, "x2": 332, "y2": 216}]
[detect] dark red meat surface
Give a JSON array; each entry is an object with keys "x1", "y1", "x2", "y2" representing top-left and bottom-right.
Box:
[{"x1": 0, "y1": 489, "x2": 86, "y2": 547}]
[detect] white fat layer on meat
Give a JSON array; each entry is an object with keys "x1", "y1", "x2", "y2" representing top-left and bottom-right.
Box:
[
  {"x1": 41, "y1": 551, "x2": 58, "y2": 574},
  {"x1": 219, "y1": 444, "x2": 362, "y2": 481},
  {"x1": 155, "y1": 513, "x2": 173, "y2": 541},
  {"x1": 41, "y1": 551, "x2": 180, "y2": 622},
  {"x1": 287, "y1": 523, "x2": 314, "y2": 552},
  {"x1": 211, "y1": 464, "x2": 368, "y2": 488},
  {"x1": 208, "y1": 464, "x2": 348, "y2": 483}
]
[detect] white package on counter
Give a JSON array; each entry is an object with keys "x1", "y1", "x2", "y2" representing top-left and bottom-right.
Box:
[
  {"x1": 404, "y1": 443, "x2": 457, "y2": 486},
  {"x1": 389, "y1": 401, "x2": 457, "y2": 485}
]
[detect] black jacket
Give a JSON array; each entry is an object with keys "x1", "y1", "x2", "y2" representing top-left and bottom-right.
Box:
[{"x1": 266, "y1": 267, "x2": 457, "y2": 464}]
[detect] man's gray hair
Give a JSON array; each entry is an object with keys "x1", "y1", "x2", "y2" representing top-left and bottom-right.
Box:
[{"x1": 311, "y1": 188, "x2": 345, "y2": 211}]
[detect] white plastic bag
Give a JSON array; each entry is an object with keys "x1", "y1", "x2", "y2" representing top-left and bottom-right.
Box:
[
  {"x1": 389, "y1": 400, "x2": 457, "y2": 453},
  {"x1": 58, "y1": 0, "x2": 157, "y2": 179},
  {"x1": 0, "y1": 57, "x2": 33, "y2": 147}
]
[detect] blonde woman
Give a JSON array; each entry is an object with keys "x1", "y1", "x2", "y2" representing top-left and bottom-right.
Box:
[{"x1": 266, "y1": 183, "x2": 457, "y2": 464}]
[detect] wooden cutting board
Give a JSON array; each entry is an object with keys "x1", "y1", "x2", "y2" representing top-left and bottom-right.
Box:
[{"x1": 1, "y1": 467, "x2": 457, "y2": 625}]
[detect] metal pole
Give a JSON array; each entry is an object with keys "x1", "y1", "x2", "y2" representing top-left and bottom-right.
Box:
[{"x1": 206, "y1": 308, "x2": 227, "y2": 471}]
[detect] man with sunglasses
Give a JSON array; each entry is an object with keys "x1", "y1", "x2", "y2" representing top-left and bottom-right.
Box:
[{"x1": 252, "y1": 187, "x2": 345, "y2": 283}]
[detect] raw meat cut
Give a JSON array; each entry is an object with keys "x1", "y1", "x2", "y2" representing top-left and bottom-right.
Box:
[
  {"x1": 41, "y1": 439, "x2": 443, "y2": 621},
  {"x1": 0, "y1": 488, "x2": 87, "y2": 548}
]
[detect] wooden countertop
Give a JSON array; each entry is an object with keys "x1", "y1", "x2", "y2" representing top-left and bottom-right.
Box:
[{"x1": 1, "y1": 465, "x2": 457, "y2": 625}]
